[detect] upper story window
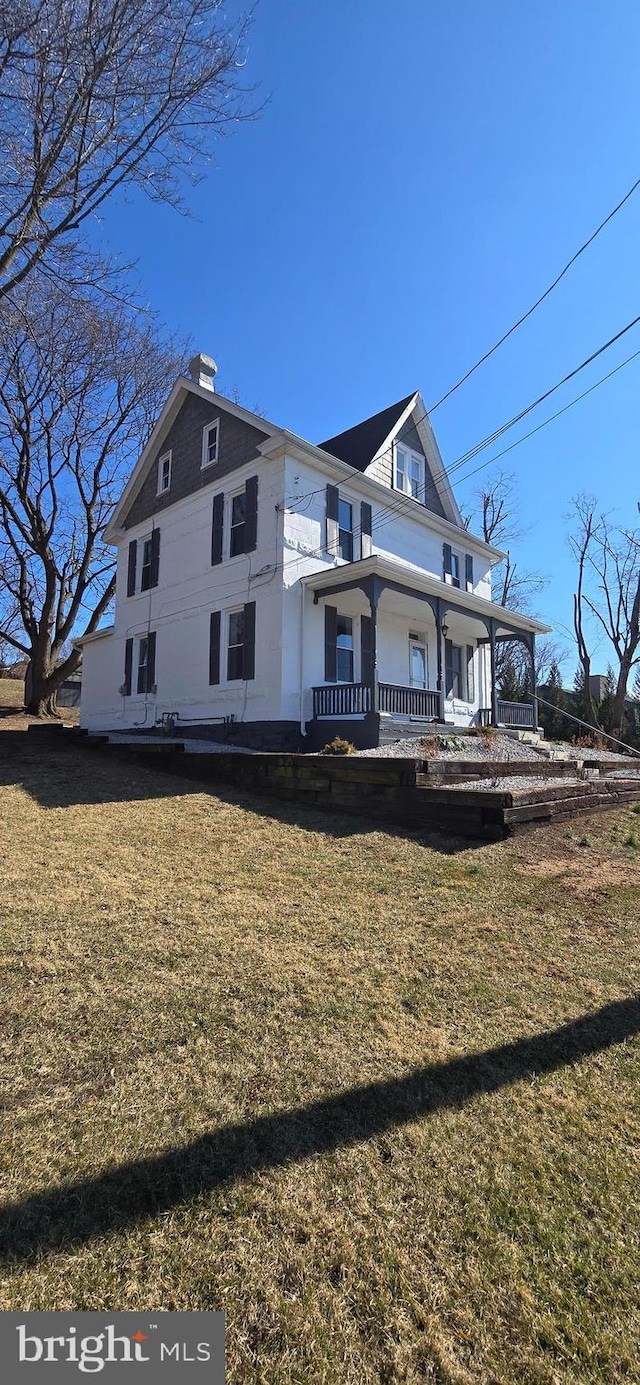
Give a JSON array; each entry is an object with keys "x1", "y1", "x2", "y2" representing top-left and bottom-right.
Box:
[
  {"x1": 211, "y1": 477, "x2": 258, "y2": 565},
  {"x1": 395, "y1": 444, "x2": 425, "y2": 501},
  {"x1": 338, "y1": 498, "x2": 354, "y2": 561},
  {"x1": 443, "y1": 543, "x2": 473, "y2": 592},
  {"x1": 230, "y1": 491, "x2": 247, "y2": 557},
  {"x1": 140, "y1": 536, "x2": 153, "y2": 591},
  {"x1": 156, "y1": 451, "x2": 172, "y2": 496},
  {"x1": 202, "y1": 419, "x2": 219, "y2": 468},
  {"x1": 326, "y1": 485, "x2": 371, "y2": 561}
]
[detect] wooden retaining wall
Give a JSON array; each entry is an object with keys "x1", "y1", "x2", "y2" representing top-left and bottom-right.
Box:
[{"x1": 27, "y1": 728, "x2": 640, "y2": 842}]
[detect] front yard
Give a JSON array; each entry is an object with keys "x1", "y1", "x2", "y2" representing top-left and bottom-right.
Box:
[{"x1": 0, "y1": 733, "x2": 639, "y2": 1383}]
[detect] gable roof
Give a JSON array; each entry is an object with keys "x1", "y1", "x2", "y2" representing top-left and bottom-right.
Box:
[{"x1": 318, "y1": 393, "x2": 417, "y2": 471}]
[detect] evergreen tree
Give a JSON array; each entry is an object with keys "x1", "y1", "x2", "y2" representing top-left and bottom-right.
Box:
[{"x1": 540, "y1": 659, "x2": 567, "y2": 740}]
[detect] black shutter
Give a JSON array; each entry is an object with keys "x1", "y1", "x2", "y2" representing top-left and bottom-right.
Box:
[
  {"x1": 244, "y1": 475, "x2": 258, "y2": 553},
  {"x1": 146, "y1": 630, "x2": 156, "y2": 692},
  {"x1": 242, "y1": 600, "x2": 256, "y2": 680},
  {"x1": 443, "y1": 542, "x2": 452, "y2": 582},
  {"x1": 123, "y1": 638, "x2": 133, "y2": 695},
  {"x1": 445, "y1": 638, "x2": 454, "y2": 697},
  {"x1": 324, "y1": 604, "x2": 337, "y2": 682},
  {"x1": 466, "y1": 645, "x2": 475, "y2": 702},
  {"x1": 361, "y1": 614, "x2": 372, "y2": 683},
  {"x1": 150, "y1": 528, "x2": 160, "y2": 588},
  {"x1": 209, "y1": 611, "x2": 221, "y2": 685},
  {"x1": 465, "y1": 553, "x2": 474, "y2": 592},
  {"x1": 360, "y1": 501, "x2": 372, "y2": 559},
  {"x1": 326, "y1": 484, "x2": 339, "y2": 554},
  {"x1": 211, "y1": 493, "x2": 224, "y2": 565},
  {"x1": 127, "y1": 540, "x2": 137, "y2": 597}
]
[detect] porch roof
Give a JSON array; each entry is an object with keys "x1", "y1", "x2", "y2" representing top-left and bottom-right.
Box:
[{"x1": 300, "y1": 555, "x2": 551, "y2": 637}]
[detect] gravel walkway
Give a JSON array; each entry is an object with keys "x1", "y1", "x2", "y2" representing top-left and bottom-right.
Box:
[
  {"x1": 355, "y1": 732, "x2": 542, "y2": 761},
  {"x1": 446, "y1": 775, "x2": 574, "y2": 793}
]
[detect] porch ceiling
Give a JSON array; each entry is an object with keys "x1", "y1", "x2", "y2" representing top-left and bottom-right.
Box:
[{"x1": 301, "y1": 555, "x2": 551, "y2": 638}]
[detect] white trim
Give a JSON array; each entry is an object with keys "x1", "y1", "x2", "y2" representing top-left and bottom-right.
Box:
[
  {"x1": 394, "y1": 441, "x2": 426, "y2": 502},
  {"x1": 156, "y1": 450, "x2": 172, "y2": 496},
  {"x1": 201, "y1": 417, "x2": 220, "y2": 469},
  {"x1": 301, "y1": 553, "x2": 551, "y2": 635}
]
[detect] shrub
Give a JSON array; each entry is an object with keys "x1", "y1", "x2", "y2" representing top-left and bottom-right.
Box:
[
  {"x1": 318, "y1": 736, "x2": 357, "y2": 756},
  {"x1": 420, "y1": 735, "x2": 439, "y2": 758}
]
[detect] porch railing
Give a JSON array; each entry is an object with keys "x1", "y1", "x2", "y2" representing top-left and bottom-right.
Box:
[
  {"x1": 312, "y1": 683, "x2": 373, "y2": 717},
  {"x1": 497, "y1": 699, "x2": 535, "y2": 729},
  {"x1": 378, "y1": 683, "x2": 441, "y2": 719},
  {"x1": 312, "y1": 682, "x2": 441, "y2": 720}
]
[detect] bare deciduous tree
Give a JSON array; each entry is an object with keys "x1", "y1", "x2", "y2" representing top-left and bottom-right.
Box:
[
  {"x1": 0, "y1": 0, "x2": 255, "y2": 301},
  {"x1": 464, "y1": 470, "x2": 550, "y2": 690},
  {"x1": 0, "y1": 284, "x2": 182, "y2": 713},
  {"x1": 570, "y1": 493, "x2": 640, "y2": 738}
]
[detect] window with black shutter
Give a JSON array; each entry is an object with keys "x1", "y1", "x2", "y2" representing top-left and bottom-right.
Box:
[
  {"x1": 466, "y1": 645, "x2": 475, "y2": 702},
  {"x1": 230, "y1": 493, "x2": 246, "y2": 557},
  {"x1": 338, "y1": 498, "x2": 353, "y2": 561},
  {"x1": 140, "y1": 529, "x2": 160, "y2": 591},
  {"x1": 123, "y1": 638, "x2": 133, "y2": 695},
  {"x1": 326, "y1": 484, "x2": 339, "y2": 554},
  {"x1": 324, "y1": 605, "x2": 337, "y2": 682},
  {"x1": 137, "y1": 633, "x2": 156, "y2": 694},
  {"x1": 242, "y1": 601, "x2": 256, "y2": 680},
  {"x1": 226, "y1": 602, "x2": 256, "y2": 681},
  {"x1": 140, "y1": 538, "x2": 152, "y2": 590},
  {"x1": 465, "y1": 553, "x2": 474, "y2": 592},
  {"x1": 361, "y1": 614, "x2": 373, "y2": 683},
  {"x1": 127, "y1": 541, "x2": 137, "y2": 597},
  {"x1": 209, "y1": 611, "x2": 221, "y2": 685},
  {"x1": 443, "y1": 542, "x2": 452, "y2": 583},
  {"x1": 360, "y1": 502, "x2": 372, "y2": 559},
  {"x1": 211, "y1": 493, "x2": 224, "y2": 565},
  {"x1": 244, "y1": 476, "x2": 258, "y2": 553},
  {"x1": 150, "y1": 528, "x2": 160, "y2": 587},
  {"x1": 445, "y1": 639, "x2": 463, "y2": 698}
]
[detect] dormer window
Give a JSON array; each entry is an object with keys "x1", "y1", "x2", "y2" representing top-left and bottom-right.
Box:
[
  {"x1": 202, "y1": 419, "x2": 219, "y2": 468},
  {"x1": 395, "y1": 444, "x2": 425, "y2": 501}
]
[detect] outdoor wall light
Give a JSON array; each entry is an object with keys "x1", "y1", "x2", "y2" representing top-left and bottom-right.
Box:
[{"x1": 441, "y1": 621, "x2": 449, "y2": 639}]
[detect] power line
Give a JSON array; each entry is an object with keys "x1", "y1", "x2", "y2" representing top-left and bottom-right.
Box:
[
  {"x1": 451, "y1": 344, "x2": 640, "y2": 491},
  {"x1": 441, "y1": 310, "x2": 640, "y2": 479},
  {"x1": 428, "y1": 173, "x2": 640, "y2": 413}
]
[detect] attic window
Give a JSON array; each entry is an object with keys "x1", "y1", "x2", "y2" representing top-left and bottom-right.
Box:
[
  {"x1": 395, "y1": 444, "x2": 425, "y2": 501},
  {"x1": 202, "y1": 419, "x2": 219, "y2": 468},
  {"x1": 157, "y1": 451, "x2": 171, "y2": 495}
]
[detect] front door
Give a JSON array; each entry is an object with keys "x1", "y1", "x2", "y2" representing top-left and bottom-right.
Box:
[{"x1": 409, "y1": 634, "x2": 428, "y2": 689}]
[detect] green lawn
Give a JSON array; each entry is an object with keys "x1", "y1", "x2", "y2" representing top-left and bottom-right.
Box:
[{"x1": 1, "y1": 734, "x2": 639, "y2": 1384}]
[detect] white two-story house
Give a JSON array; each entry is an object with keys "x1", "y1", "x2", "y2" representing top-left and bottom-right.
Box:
[{"x1": 79, "y1": 354, "x2": 550, "y2": 749}]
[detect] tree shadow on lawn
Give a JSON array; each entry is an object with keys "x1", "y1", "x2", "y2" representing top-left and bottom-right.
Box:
[
  {"x1": 0, "y1": 736, "x2": 486, "y2": 856},
  {"x1": 0, "y1": 993, "x2": 638, "y2": 1266}
]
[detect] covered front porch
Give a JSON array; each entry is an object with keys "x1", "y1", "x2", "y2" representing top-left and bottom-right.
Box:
[{"x1": 301, "y1": 556, "x2": 550, "y2": 743}]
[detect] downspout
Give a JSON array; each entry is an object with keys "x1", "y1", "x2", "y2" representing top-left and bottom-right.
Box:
[{"x1": 299, "y1": 580, "x2": 306, "y2": 735}]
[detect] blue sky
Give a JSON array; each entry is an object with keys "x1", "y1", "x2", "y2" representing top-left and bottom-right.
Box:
[{"x1": 101, "y1": 0, "x2": 640, "y2": 678}]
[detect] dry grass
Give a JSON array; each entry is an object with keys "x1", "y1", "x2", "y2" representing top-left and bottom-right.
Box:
[
  {"x1": 0, "y1": 677, "x2": 79, "y2": 728},
  {"x1": 1, "y1": 734, "x2": 639, "y2": 1384}
]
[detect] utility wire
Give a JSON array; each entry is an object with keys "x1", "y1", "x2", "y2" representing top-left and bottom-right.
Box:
[{"x1": 428, "y1": 173, "x2": 640, "y2": 413}]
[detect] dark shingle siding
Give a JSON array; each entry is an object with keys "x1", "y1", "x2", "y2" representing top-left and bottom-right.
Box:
[{"x1": 122, "y1": 393, "x2": 269, "y2": 530}]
